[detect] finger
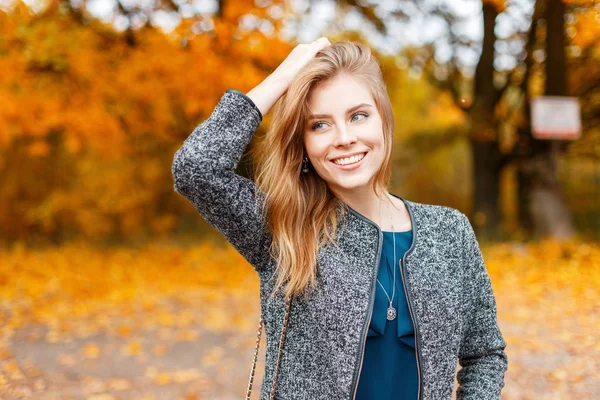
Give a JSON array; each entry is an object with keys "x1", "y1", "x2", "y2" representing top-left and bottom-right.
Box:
[
  {"x1": 312, "y1": 38, "x2": 330, "y2": 54},
  {"x1": 312, "y1": 37, "x2": 328, "y2": 46}
]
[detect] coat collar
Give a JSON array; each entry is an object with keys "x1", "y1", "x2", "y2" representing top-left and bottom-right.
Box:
[{"x1": 340, "y1": 193, "x2": 417, "y2": 261}]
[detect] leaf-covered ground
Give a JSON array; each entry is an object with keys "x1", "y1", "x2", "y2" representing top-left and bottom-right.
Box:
[{"x1": 0, "y1": 239, "x2": 598, "y2": 399}]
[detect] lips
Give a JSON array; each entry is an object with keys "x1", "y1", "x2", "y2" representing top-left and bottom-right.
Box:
[
  {"x1": 329, "y1": 151, "x2": 368, "y2": 162},
  {"x1": 330, "y1": 151, "x2": 368, "y2": 170}
]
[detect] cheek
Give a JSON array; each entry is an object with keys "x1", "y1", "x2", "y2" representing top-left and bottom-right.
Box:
[
  {"x1": 304, "y1": 136, "x2": 328, "y2": 160},
  {"x1": 372, "y1": 123, "x2": 386, "y2": 148},
  {"x1": 303, "y1": 132, "x2": 316, "y2": 152},
  {"x1": 360, "y1": 125, "x2": 385, "y2": 150}
]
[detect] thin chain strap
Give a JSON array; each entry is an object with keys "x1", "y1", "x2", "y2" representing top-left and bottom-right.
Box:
[{"x1": 246, "y1": 296, "x2": 292, "y2": 400}]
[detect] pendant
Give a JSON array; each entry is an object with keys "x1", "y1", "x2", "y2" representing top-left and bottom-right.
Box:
[{"x1": 387, "y1": 305, "x2": 397, "y2": 321}]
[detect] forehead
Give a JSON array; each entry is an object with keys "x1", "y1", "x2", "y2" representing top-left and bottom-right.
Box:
[{"x1": 307, "y1": 74, "x2": 373, "y2": 112}]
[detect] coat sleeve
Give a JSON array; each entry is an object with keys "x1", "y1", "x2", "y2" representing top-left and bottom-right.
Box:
[
  {"x1": 456, "y1": 212, "x2": 508, "y2": 399},
  {"x1": 171, "y1": 89, "x2": 273, "y2": 273}
]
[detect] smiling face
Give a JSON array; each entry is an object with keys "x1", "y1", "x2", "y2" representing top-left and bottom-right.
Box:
[{"x1": 303, "y1": 72, "x2": 386, "y2": 196}]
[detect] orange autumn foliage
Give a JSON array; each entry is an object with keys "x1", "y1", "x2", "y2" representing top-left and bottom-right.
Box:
[
  {"x1": 0, "y1": 240, "x2": 598, "y2": 397},
  {"x1": 0, "y1": 0, "x2": 291, "y2": 243}
]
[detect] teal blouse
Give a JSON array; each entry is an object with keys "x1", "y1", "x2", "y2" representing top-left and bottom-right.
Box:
[{"x1": 355, "y1": 229, "x2": 418, "y2": 400}]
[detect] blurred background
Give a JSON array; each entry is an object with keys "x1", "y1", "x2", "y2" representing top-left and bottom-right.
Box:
[{"x1": 0, "y1": 0, "x2": 598, "y2": 398}]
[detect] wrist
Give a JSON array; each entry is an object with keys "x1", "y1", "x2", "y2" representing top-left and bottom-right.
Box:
[
  {"x1": 260, "y1": 74, "x2": 289, "y2": 97},
  {"x1": 246, "y1": 76, "x2": 289, "y2": 117}
]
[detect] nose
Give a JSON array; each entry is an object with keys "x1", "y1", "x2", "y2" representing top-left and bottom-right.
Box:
[{"x1": 333, "y1": 124, "x2": 357, "y2": 147}]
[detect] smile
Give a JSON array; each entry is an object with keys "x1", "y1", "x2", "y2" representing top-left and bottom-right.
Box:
[{"x1": 330, "y1": 152, "x2": 367, "y2": 170}]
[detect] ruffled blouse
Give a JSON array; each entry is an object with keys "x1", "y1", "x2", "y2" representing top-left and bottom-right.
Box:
[{"x1": 355, "y1": 229, "x2": 418, "y2": 400}]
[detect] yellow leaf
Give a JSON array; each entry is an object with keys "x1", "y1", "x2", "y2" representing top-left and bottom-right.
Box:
[{"x1": 82, "y1": 343, "x2": 100, "y2": 359}]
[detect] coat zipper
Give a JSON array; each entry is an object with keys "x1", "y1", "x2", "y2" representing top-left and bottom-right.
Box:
[
  {"x1": 350, "y1": 228, "x2": 382, "y2": 400},
  {"x1": 346, "y1": 194, "x2": 422, "y2": 400},
  {"x1": 396, "y1": 194, "x2": 423, "y2": 400},
  {"x1": 400, "y1": 254, "x2": 422, "y2": 400}
]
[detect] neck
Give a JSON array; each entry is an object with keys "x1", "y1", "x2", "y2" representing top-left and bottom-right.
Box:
[{"x1": 331, "y1": 185, "x2": 394, "y2": 229}]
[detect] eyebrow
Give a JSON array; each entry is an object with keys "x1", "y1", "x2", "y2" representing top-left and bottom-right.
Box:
[{"x1": 307, "y1": 103, "x2": 373, "y2": 120}]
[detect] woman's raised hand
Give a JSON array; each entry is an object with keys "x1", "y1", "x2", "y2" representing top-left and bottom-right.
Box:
[{"x1": 245, "y1": 37, "x2": 331, "y2": 117}]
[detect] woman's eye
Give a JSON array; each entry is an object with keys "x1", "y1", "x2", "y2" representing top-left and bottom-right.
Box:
[
  {"x1": 311, "y1": 113, "x2": 368, "y2": 131},
  {"x1": 311, "y1": 121, "x2": 327, "y2": 130},
  {"x1": 352, "y1": 112, "x2": 368, "y2": 121}
]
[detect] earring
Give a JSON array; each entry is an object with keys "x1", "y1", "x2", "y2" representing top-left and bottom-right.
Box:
[{"x1": 302, "y1": 156, "x2": 309, "y2": 173}]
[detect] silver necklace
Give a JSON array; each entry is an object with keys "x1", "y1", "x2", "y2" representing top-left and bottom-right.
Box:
[{"x1": 377, "y1": 196, "x2": 398, "y2": 321}]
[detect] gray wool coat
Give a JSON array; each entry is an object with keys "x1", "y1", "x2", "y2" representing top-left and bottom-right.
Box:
[{"x1": 171, "y1": 89, "x2": 508, "y2": 400}]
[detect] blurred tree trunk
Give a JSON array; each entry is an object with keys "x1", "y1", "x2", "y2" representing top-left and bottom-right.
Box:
[
  {"x1": 517, "y1": 0, "x2": 575, "y2": 239},
  {"x1": 469, "y1": 2, "x2": 503, "y2": 240}
]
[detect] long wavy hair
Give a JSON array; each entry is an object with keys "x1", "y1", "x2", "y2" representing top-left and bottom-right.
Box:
[{"x1": 252, "y1": 41, "x2": 395, "y2": 302}]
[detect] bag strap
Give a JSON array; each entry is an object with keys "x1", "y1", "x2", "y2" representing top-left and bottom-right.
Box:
[{"x1": 246, "y1": 296, "x2": 292, "y2": 400}]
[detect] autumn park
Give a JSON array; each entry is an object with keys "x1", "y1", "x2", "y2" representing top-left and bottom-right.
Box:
[{"x1": 0, "y1": 0, "x2": 599, "y2": 399}]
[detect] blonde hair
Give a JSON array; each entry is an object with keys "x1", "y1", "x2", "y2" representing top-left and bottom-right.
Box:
[{"x1": 252, "y1": 41, "x2": 395, "y2": 302}]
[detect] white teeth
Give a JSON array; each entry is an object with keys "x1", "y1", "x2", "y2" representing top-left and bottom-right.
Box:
[{"x1": 333, "y1": 152, "x2": 366, "y2": 166}]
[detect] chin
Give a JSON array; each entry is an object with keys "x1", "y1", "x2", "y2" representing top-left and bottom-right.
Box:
[{"x1": 328, "y1": 174, "x2": 374, "y2": 192}]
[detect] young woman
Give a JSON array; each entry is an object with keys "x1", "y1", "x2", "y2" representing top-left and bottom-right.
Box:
[{"x1": 171, "y1": 38, "x2": 508, "y2": 400}]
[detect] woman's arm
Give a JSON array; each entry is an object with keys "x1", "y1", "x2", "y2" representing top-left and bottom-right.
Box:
[
  {"x1": 171, "y1": 38, "x2": 331, "y2": 273},
  {"x1": 245, "y1": 37, "x2": 331, "y2": 116},
  {"x1": 456, "y1": 213, "x2": 509, "y2": 399},
  {"x1": 171, "y1": 89, "x2": 273, "y2": 272}
]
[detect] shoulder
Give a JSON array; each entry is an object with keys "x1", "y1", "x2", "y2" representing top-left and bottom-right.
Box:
[
  {"x1": 406, "y1": 199, "x2": 466, "y2": 229},
  {"x1": 405, "y1": 200, "x2": 473, "y2": 252}
]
